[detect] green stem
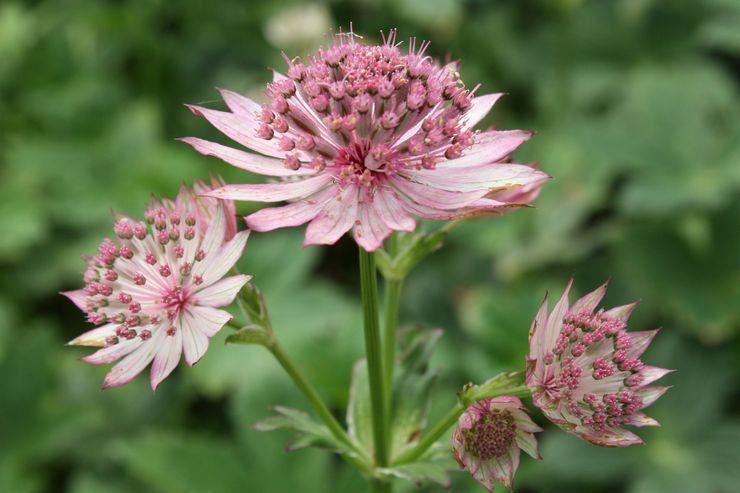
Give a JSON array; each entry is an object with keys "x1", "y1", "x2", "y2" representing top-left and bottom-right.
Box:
[
  {"x1": 381, "y1": 234, "x2": 403, "y2": 427},
  {"x1": 359, "y1": 247, "x2": 389, "y2": 468},
  {"x1": 268, "y1": 339, "x2": 370, "y2": 468},
  {"x1": 394, "y1": 384, "x2": 530, "y2": 465},
  {"x1": 369, "y1": 479, "x2": 391, "y2": 493}
]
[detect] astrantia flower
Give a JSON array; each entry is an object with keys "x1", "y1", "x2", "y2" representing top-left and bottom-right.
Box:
[
  {"x1": 526, "y1": 280, "x2": 671, "y2": 446},
  {"x1": 62, "y1": 180, "x2": 251, "y2": 390},
  {"x1": 452, "y1": 396, "x2": 542, "y2": 492},
  {"x1": 182, "y1": 29, "x2": 549, "y2": 251}
]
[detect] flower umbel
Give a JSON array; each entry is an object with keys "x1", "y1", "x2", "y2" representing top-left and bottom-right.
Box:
[
  {"x1": 452, "y1": 396, "x2": 541, "y2": 492},
  {"x1": 526, "y1": 280, "x2": 671, "y2": 446},
  {"x1": 62, "y1": 180, "x2": 251, "y2": 390},
  {"x1": 182, "y1": 29, "x2": 549, "y2": 251}
]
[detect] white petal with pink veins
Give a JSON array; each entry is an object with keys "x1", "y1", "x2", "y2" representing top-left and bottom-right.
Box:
[
  {"x1": 187, "y1": 305, "x2": 233, "y2": 337},
  {"x1": 304, "y1": 184, "x2": 360, "y2": 245},
  {"x1": 103, "y1": 333, "x2": 161, "y2": 389},
  {"x1": 150, "y1": 326, "x2": 183, "y2": 390},
  {"x1": 180, "y1": 310, "x2": 210, "y2": 367},
  {"x1": 246, "y1": 186, "x2": 339, "y2": 232},
  {"x1": 181, "y1": 137, "x2": 315, "y2": 177},
  {"x1": 194, "y1": 230, "x2": 250, "y2": 286},
  {"x1": 461, "y1": 93, "x2": 504, "y2": 130},
  {"x1": 203, "y1": 174, "x2": 334, "y2": 202},
  {"x1": 192, "y1": 274, "x2": 251, "y2": 307}
]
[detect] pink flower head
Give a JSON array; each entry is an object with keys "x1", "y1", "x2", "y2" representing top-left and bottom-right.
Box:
[
  {"x1": 182, "y1": 29, "x2": 549, "y2": 251},
  {"x1": 526, "y1": 280, "x2": 671, "y2": 446},
  {"x1": 62, "y1": 181, "x2": 251, "y2": 390},
  {"x1": 452, "y1": 396, "x2": 542, "y2": 492}
]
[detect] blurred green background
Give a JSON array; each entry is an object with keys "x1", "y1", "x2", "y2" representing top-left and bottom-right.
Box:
[{"x1": 2, "y1": 0, "x2": 740, "y2": 491}]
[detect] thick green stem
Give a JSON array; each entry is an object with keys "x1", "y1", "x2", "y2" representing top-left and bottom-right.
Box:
[
  {"x1": 369, "y1": 479, "x2": 391, "y2": 493},
  {"x1": 382, "y1": 234, "x2": 403, "y2": 421},
  {"x1": 268, "y1": 340, "x2": 370, "y2": 468},
  {"x1": 393, "y1": 384, "x2": 530, "y2": 465},
  {"x1": 359, "y1": 248, "x2": 389, "y2": 469}
]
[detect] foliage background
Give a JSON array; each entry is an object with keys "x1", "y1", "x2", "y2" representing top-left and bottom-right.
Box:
[{"x1": 2, "y1": 0, "x2": 740, "y2": 491}]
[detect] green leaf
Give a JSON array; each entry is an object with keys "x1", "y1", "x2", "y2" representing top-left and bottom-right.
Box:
[
  {"x1": 389, "y1": 327, "x2": 442, "y2": 458},
  {"x1": 347, "y1": 360, "x2": 373, "y2": 452},
  {"x1": 253, "y1": 405, "x2": 344, "y2": 452}
]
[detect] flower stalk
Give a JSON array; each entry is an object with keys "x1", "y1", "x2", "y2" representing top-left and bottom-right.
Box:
[
  {"x1": 359, "y1": 248, "x2": 390, "y2": 477},
  {"x1": 381, "y1": 233, "x2": 403, "y2": 422}
]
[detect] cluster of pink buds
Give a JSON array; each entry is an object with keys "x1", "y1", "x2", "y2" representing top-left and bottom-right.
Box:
[
  {"x1": 453, "y1": 396, "x2": 541, "y2": 492},
  {"x1": 183, "y1": 29, "x2": 548, "y2": 250},
  {"x1": 526, "y1": 280, "x2": 671, "y2": 446},
  {"x1": 63, "y1": 179, "x2": 251, "y2": 390}
]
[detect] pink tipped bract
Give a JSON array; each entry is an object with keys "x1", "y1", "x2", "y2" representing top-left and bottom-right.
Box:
[
  {"x1": 183, "y1": 29, "x2": 549, "y2": 251},
  {"x1": 526, "y1": 280, "x2": 671, "y2": 446},
  {"x1": 62, "y1": 179, "x2": 251, "y2": 390},
  {"x1": 452, "y1": 396, "x2": 542, "y2": 492}
]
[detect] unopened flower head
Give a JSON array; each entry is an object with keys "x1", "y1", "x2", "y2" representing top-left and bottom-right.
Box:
[
  {"x1": 62, "y1": 180, "x2": 251, "y2": 390},
  {"x1": 526, "y1": 280, "x2": 671, "y2": 446},
  {"x1": 182, "y1": 28, "x2": 549, "y2": 251},
  {"x1": 452, "y1": 396, "x2": 542, "y2": 492}
]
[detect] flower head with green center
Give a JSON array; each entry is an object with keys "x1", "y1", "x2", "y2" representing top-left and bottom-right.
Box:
[
  {"x1": 452, "y1": 396, "x2": 542, "y2": 492},
  {"x1": 526, "y1": 279, "x2": 672, "y2": 446},
  {"x1": 182, "y1": 28, "x2": 549, "y2": 251},
  {"x1": 62, "y1": 180, "x2": 251, "y2": 390}
]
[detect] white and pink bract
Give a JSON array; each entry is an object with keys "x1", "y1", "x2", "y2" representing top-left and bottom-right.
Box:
[
  {"x1": 526, "y1": 280, "x2": 671, "y2": 446},
  {"x1": 63, "y1": 179, "x2": 251, "y2": 390},
  {"x1": 182, "y1": 29, "x2": 549, "y2": 251},
  {"x1": 452, "y1": 396, "x2": 542, "y2": 492}
]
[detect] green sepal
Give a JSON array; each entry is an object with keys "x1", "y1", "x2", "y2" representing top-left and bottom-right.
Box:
[
  {"x1": 458, "y1": 371, "x2": 529, "y2": 407},
  {"x1": 224, "y1": 324, "x2": 273, "y2": 347}
]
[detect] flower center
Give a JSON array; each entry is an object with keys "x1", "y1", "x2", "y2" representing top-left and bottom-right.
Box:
[{"x1": 463, "y1": 409, "x2": 516, "y2": 460}]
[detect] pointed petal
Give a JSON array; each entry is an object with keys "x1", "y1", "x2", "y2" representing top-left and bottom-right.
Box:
[
  {"x1": 626, "y1": 412, "x2": 660, "y2": 427},
  {"x1": 462, "y1": 93, "x2": 504, "y2": 130},
  {"x1": 543, "y1": 279, "x2": 573, "y2": 352},
  {"x1": 528, "y1": 293, "x2": 549, "y2": 359},
  {"x1": 218, "y1": 88, "x2": 261, "y2": 115},
  {"x1": 62, "y1": 289, "x2": 87, "y2": 311},
  {"x1": 571, "y1": 280, "x2": 609, "y2": 313},
  {"x1": 580, "y1": 428, "x2": 644, "y2": 447},
  {"x1": 102, "y1": 335, "x2": 159, "y2": 388},
  {"x1": 195, "y1": 230, "x2": 250, "y2": 286},
  {"x1": 405, "y1": 163, "x2": 548, "y2": 193},
  {"x1": 391, "y1": 175, "x2": 489, "y2": 209},
  {"x1": 187, "y1": 306, "x2": 233, "y2": 337},
  {"x1": 68, "y1": 323, "x2": 116, "y2": 347},
  {"x1": 638, "y1": 366, "x2": 673, "y2": 386},
  {"x1": 202, "y1": 174, "x2": 333, "y2": 202},
  {"x1": 604, "y1": 301, "x2": 640, "y2": 321},
  {"x1": 245, "y1": 186, "x2": 338, "y2": 232},
  {"x1": 516, "y1": 430, "x2": 540, "y2": 459},
  {"x1": 636, "y1": 386, "x2": 671, "y2": 408},
  {"x1": 180, "y1": 310, "x2": 211, "y2": 367},
  {"x1": 304, "y1": 184, "x2": 359, "y2": 246},
  {"x1": 626, "y1": 329, "x2": 660, "y2": 359},
  {"x1": 81, "y1": 338, "x2": 141, "y2": 365},
  {"x1": 436, "y1": 130, "x2": 533, "y2": 168},
  {"x1": 373, "y1": 185, "x2": 416, "y2": 232},
  {"x1": 353, "y1": 190, "x2": 392, "y2": 251},
  {"x1": 150, "y1": 327, "x2": 183, "y2": 390},
  {"x1": 192, "y1": 274, "x2": 251, "y2": 307},
  {"x1": 186, "y1": 104, "x2": 288, "y2": 159},
  {"x1": 180, "y1": 137, "x2": 314, "y2": 177}
]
